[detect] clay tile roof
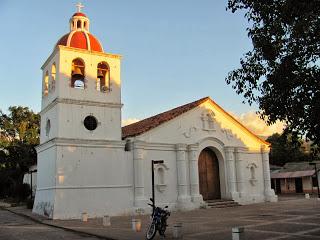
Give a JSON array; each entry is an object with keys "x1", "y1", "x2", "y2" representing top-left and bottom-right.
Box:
[{"x1": 122, "y1": 97, "x2": 210, "y2": 139}]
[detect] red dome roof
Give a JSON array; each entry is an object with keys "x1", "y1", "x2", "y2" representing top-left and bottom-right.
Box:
[
  {"x1": 56, "y1": 31, "x2": 103, "y2": 52},
  {"x1": 73, "y1": 12, "x2": 87, "y2": 17}
]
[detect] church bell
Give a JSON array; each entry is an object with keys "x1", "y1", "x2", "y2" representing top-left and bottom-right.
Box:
[
  {"x1": 97, "y1": 69, "x2": 104, "y2": 79},
  {"x1": 72, "y1": 67, "x2": 83, "y2": 78}
]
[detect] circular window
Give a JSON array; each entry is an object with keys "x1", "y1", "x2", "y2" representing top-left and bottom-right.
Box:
[
  {"x1": 45, "y1": 119, "x2": 51, "y2": 136},
  {"x1": 84, "y1": 116, "x2": 98, "y2": 131}
]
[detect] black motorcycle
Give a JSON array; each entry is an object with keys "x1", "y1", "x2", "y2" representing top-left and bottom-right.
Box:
[{"x1": 145, "y1": 198, "x2": 170, "y2": 240}]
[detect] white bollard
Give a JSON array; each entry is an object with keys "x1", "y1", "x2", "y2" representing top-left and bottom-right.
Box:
[
  {"x1": 131, "y1": 218, "x2": 142, "y2": 232},
  {"x1": 102, "y1": 215, "x2": 111, "y2": 226},
  {"x1": 232, "y1": 227, "x2": 245, "y2": 240},
  {"x1": 305, "y1": 193, "x2": 310, "y2": 199},
  {"x1": 173, "y1": 223, "x2": 183, "y2": 239},
  {"x1": 81, "y1": 212, "x2": 88, "y2": 222}
]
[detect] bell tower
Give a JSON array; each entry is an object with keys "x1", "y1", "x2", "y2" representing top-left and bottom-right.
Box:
[
  {"x1": 39, "y1": 4, "x2": 122, "y2": 143},
  {"x1": 34, "y1": 4, "x2": 126, "y2": 219}
]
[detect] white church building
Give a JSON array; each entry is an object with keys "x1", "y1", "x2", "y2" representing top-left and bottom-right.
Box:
[{"x1": 33, "y1": 7, "x2": 277, "y2": 219}]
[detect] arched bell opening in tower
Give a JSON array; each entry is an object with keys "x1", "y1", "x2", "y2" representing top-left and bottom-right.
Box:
[
  {"x1": 51, "y1": 63, "x2": 56, "y2": 91},
  {"x1": 43, "y1": 71, "x2": 49, "y2": 96},
  {"x1": 71, "y1": 58, "x2": 85, "y2": 89},
  {"x1": 97, "y1": 62, "x2": 110, "y2": 92}
]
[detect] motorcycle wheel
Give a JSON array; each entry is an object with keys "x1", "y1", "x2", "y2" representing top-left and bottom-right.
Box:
[{"x1": 145, "y1": 220, "x2": 157, "y2": 240}]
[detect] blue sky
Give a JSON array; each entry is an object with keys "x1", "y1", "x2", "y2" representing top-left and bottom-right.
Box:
[{"x1": 0, "y1": 0, "x2": 255, "y2": 121}]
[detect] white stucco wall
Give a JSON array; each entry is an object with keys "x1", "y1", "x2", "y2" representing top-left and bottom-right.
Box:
[
  {"x1": 132, "y1": 101, "x2": 276, "y2": 206},
  {"x1": 141, "y1": 149, "x2": 179, "y2": 208},
  {"x1": 34, "y1": 140, "x2": 134, "y2": 219},
  {"x1": 33, "y1": 144, "x2": 57, "y2": 218}
]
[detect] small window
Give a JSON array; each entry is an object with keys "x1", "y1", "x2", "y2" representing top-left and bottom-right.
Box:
[
  {"x1": 71, "y1": 58, "x2": 85, "y2": 88},
  {"x1": 84, "y1": 115, "x2": 98, "y2": 131},
  {"x1": 44, "y1": 71, "x2": 49, "y2": 96},
  {"x1": 84, "y1": 21, "x2": 87, "y2": 29},
  {"x1": 77, "y1": 20, "x2": 81, "y2": 29},
  {"x1": 45, "y1": 119, "x2": 51, "y2": 136}
]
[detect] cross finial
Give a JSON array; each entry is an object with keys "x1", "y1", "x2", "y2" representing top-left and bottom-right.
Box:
[{"x1": 76, "y1": 2, "x2": 84, "y2": 12}]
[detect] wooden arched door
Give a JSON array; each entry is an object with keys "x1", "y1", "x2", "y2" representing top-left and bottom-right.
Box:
[{"x1": 198, "y1": 148, "x2": 221, "y2": 200}]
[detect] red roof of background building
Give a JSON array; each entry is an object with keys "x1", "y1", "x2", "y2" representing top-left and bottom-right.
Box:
[{"x1": 271, "y1": 170, "x2": 315, "y2": 179}]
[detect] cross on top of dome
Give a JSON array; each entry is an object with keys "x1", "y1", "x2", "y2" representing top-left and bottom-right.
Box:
[
  {"x1": 55, "y1": 3, "x2": 104, "y2": 53},
  {"x1": 76, "y1": 2, "x2": 84, "y2": 12}
]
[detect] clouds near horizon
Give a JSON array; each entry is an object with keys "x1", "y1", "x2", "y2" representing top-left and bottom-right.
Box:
[
  {"x1": 232, "y1": 111, "x2": 285, "y2": 137},
  {"x1": 122, "y1": 118, "x2": 140, "y2": 126}
]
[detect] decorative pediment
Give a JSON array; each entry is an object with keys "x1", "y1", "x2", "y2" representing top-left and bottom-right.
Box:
[
  {"x1": 183, "y1": 126, "x2": 197, "y2": 138},
  {"x1": 222, "y1": 129, "x2": 234, "y2": 140},
  {"x1": 201, "y1": 110, "x2": 216, "y2": 131}
]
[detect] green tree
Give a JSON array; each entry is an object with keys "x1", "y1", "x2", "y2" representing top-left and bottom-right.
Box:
[
  {"x1": 226, "y1": 0, "x2": 320, "y2": 145},
  {"x1": 0, "y1": 107, "x2": 39, "y2": 145},
  {"x1": 267, "y1": 129, "x2": 307, "y2": 166},
  {"x1": 0, "y1": 106, "x2": 39, "y2": 199}
]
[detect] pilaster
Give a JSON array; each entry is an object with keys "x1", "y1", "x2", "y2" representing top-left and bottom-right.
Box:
[
  {"x1": 261, "y1": 146, "x2": 277, "y2": 202},
  {"x1": 224, "y1": 147, "x2": 239, "y2": 200},
  {"x1": 188, "y1": 144, "x2": 203, "y2": 204},
  {"x1": 133, "y1": 141, "x2": 147, "y2": 207},
  {"x1": 235, "y1": 147, "x2": 246, "y2": 198},
  {"x1": 176, "y1": 144, "x2": 191, "y2": 208}
]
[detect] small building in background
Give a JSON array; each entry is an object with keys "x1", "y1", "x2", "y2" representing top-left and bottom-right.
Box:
[{"x1": 271, "y1": 162, "x2": 320, "y2": 194}]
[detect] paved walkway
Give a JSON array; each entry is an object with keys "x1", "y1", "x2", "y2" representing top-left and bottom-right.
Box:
[
  {"x1": 0, "y1": 209, "x2": 98, "y2": 240},
  {"x1": 3, "y1": 197, "x2": 320, "y2": 240}
]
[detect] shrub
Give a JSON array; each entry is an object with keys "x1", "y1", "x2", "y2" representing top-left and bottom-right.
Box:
[{"x1": 15, "y1": 183, "x2": 31, "y2": 201}]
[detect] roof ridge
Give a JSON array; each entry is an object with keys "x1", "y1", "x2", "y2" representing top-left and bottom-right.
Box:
[
  {"x1": 122, "y1": 96, "x2": 269, "y2": 147},
  {"x1": 122, "y1": 97, "x2": 209, "y2": 138},
  {"x1": 205, "y1": 98, "x2": 270, "y2": 146},
  {"x1": 124, "y1": 96, "x2": 209, "y2": 128}
]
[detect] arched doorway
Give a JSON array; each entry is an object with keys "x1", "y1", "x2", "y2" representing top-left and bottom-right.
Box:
[{"x1": 198, "y1": 148, "x2": 221, "y2": 200}]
